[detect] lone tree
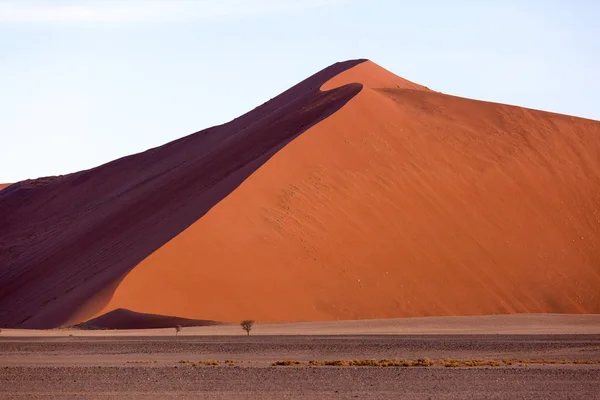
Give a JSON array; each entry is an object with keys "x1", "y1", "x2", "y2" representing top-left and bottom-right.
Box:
[
  {"x1": 240, "y1": 320, "x2": 255, "y2": 336},
  {"x1": 175, "y1": 325, "x2": 182, "y2": 337}
]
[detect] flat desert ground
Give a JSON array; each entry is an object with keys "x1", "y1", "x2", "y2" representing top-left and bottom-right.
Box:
[{"x1": 1, "y1": 315, "x2": 599, "y2": 399}]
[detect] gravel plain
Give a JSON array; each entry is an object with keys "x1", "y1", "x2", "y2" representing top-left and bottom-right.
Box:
[{"x1": 1, "y1": 334, "x2": 599, "y2": 399}]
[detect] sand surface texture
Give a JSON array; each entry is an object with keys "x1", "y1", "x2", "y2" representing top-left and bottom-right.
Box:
[{"x1": 0, "y1": 59, "x2": 599, "y2": 328}]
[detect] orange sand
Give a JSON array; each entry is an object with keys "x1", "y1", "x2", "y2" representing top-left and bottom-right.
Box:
[{"x1": 97, "y1": 61, "x2": 600, "y2": 322}]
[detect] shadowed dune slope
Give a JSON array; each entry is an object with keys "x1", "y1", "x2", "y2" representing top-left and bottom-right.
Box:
[
  {"x1": 0, "y1": 59, "x2": 367, "y2": 329},
  {"x1": 0, "y1": 184, "x2": 9, "y2": 191},
  {"x1": 99, "y1": 61, "x2": 600, "y2": 323},
  {"x1": 76, "y1": 308, "x2": 219, "y2": 330}
]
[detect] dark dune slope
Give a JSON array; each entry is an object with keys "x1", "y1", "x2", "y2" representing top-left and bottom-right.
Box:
[
  {"x1": 0, "y1": 59, "x2": 367, "y2": 329},
  {"x1": 76, "y1": 308, "x2": 218, "y2": 330}
]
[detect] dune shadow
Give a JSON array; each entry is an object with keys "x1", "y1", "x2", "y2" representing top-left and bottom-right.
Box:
[{"x1": 76, "y1": 308, "x2": 220, "y2": 330}]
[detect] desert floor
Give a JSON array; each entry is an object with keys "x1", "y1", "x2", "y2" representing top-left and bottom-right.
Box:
[{"x1": 1, "y1": 315, "x2": 599, "y2": 399}]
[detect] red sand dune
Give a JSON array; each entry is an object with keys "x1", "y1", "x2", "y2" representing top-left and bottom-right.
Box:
[
  {"x1": 76, "y1": 308, "x2": 218, "y2": 330},
  {"x1": 1, "y1": 59, "x2": 599, "y2": 329},
  {"x1": 0, "y1": 184, "x2": 9, "y2": 191}
]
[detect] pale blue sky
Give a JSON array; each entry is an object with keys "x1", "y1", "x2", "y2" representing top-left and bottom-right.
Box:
[{"x1": 1, "y1": 0, "x2": 599, "y2": 182}]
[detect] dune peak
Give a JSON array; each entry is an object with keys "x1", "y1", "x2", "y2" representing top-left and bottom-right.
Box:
[{"x1": 321, "y1": 59, "x2": 429, "y2": 92}]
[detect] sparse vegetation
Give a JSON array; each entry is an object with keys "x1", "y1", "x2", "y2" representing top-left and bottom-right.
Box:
[
  {"x1": 414, "y1": 358, "x2": 434, "y2": 367},
  {"x1": 176, "y1": 357, "x2": 600, "y2": 369},
  {"x1": 271, "y1": 358, "x2": 600, "y2": 367},
  {"x1": 322, "y1": 360, "x2": 347, "y2": 366},
  {"x1": 272, "y1": 360, "x2": 301, "y2": 366},
  {"x1": 240, "y1": 320, "x2": 255, "y2": 336},
  {"x1": 126, "y1": 360, "x2": 157, "y2": 364},
  {"x1": 441, "y1": 359, "x2": 503, "y2": 367},
  {"x1": 175, "y1": 325, "x2": 182, "y2": 337},
  {"x1": 178, "y1": 360, "x2": 220, "y2": 367}
]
